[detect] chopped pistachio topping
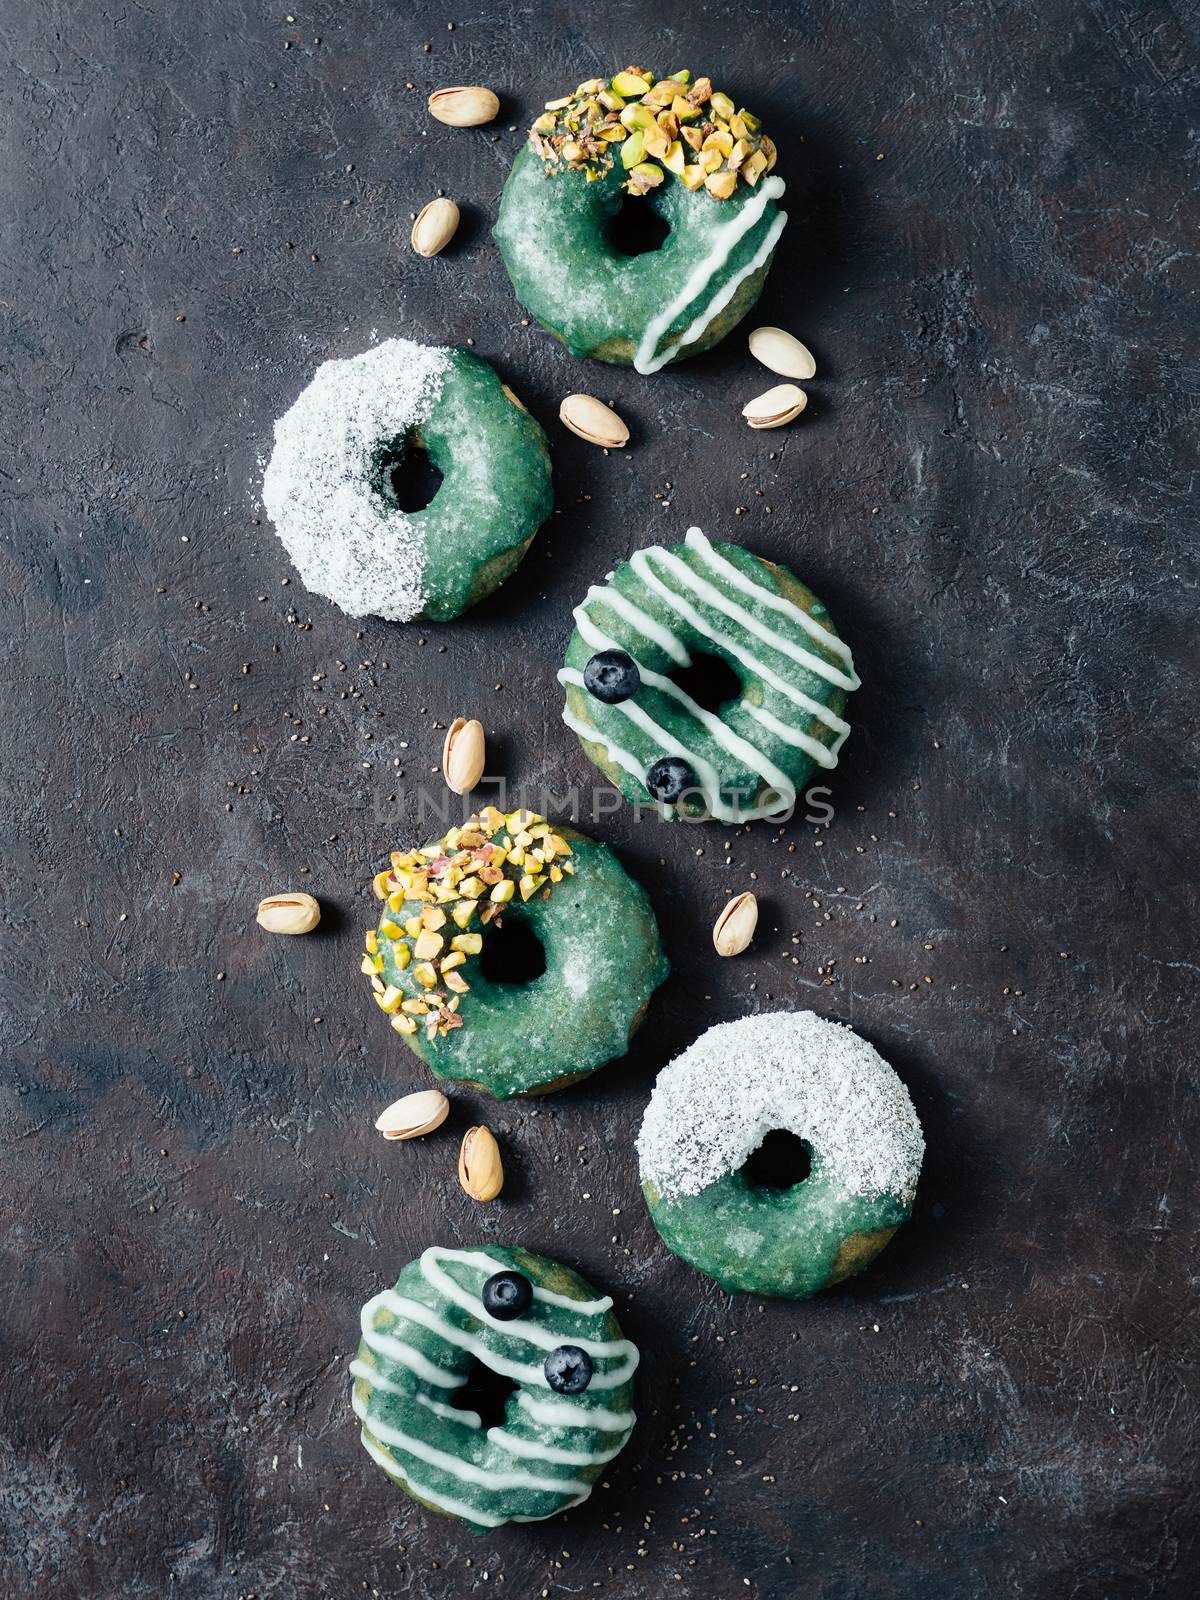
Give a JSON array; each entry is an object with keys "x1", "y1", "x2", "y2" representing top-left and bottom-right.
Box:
[
  {"x1": 364, "y1": 808, "x2": 575, "y2": 1040},
  {"x1": 527, "y1": 67, "x2": 777, "y2": 200}
]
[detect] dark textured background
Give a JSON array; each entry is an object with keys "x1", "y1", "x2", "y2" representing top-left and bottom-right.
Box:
[{"x1": 2, "y1": 1, "x2": 1198, "y2": 1596}]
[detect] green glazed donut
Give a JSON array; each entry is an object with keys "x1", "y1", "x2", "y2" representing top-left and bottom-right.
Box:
[
  {"x1": 493, "y1": 67, "x2": 787, "y2": 372},
  {"x1": 558, "y1": 527, "x2": 858, "y2": 823},
  {"x1": 637, "y1": 1013, "x2": 924, "y2": 1298},
  {"x1": 262, "y1": 338, "x2": 552, "y2": 622},
  {"x1": 363, "y1": 807, "x2": 668, "y2": 1097},
  {"x1": 352, "y1": 1245, "x2": 638, "y2": 1530}
]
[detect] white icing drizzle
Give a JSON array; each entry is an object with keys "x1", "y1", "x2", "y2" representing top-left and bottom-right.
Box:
[
  {"x1": 671, "y1": 206, "x2": 788, "y2": 363},
  {"x1": 744, "y1": 699, "x2": 850, "y2": 761},
  {"x1": 359, "y1": 1428, "x2": 508, "y2": 1526},
  {"x1": 487, "y1": 1427, "x2": 628, "y2": 1466},
  {"x1": 352, "y1": 1354, "x2": 487, "y2": 1433},
  {"x1": 359, "y1": 1428, "x2": 589, "y2": 1526},
  {"x1": 532, "y1": 1283, "x2": 614, "y2": 1314},
  {"x1": 634, "y1": 178, "x2": 787, "y2": 374},
  {"x1": 561, "y1": 665, "x2": 790, "y2": 823},
  {"x1": 352, "y1": 1392, "x2": 587, "y2": 1495},
  {"x1": 572, "y1": 606, "x2": 628, "y2": 655},
  {"x1": 516, "y1": 1390, "x2": 636, "y2": 1432},
  {"x1": 651, "y1": 545, "x2": 857, "y2": 691},
  {"x1": 562, "y1": 706, "x2": 675, "y2": 821},
  {"x1": 359, "y1": 1294, "x2": 467, "y2": 1388},
  {"x1": 563, "y1": 704, "x2": 646, "y2": 788},
  {"x1": 584, "y1": 583, "x2": 692, "y2": 666},
  {"x1": 365, "y1": 1271, "x2": 636, "y2": 1394},
  {"x1": 671, "y1": 534, "x2": 859, "y2": 688},
  {"x1": 420, "y1": 1248, "x2": 620, "y2": 1330},
  {"x1": 685, "y1": 528, "x2": 855, "y2": 666},
  {"x1": 417, "y1": 1392, "x2": 482, "y2": 1429},
  {"x1": 628, "y1": 545, "x2": 849, "y2": 733},
  {"x1": 377, "y1": 1293, "x2": 547, "y2": 1387},
  {"x1": 349, "y1": 1358, "x2": 411, "y2": 1400},
  {"x1": 561, "y1": 667, "x2": 727, "y2": 817}
]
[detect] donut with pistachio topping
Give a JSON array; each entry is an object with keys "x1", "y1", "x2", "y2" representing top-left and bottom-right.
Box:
[
  {"x1": 363, "y1": 807, "x2": 668, "y2": 1097},
  {"x1": 493, "y1": 68, "x2": 788, "y2": 372}
]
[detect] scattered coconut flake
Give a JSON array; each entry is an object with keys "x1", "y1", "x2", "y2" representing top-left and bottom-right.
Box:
[
  {"x1": 637, "y1": 1011, "x2": 924, "y2": 1204},
  {"x1": 262, "y1": 338, "x2": 451, "y2": 622}
]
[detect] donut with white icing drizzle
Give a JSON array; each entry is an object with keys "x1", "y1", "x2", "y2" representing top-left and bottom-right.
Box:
[
  {"x1": 637, "y1": 1012, "x2": 924, "y2": 1297},
  {"x1": 351, "y1": 1246, "x2": 639, "y2": 1529},
  {"x1": 559, "y1": 529, "x2": 858, "y2": 823}
]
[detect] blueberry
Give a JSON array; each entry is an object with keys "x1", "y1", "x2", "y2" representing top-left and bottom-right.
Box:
[
  {"x1": 646, "y1": 755, "x2": 697, "y2": 804},
  {"x1": 482, "y1": 1270, "x2": 533, "y2": 1321},
  {"x1": 583, "y1": 649, "x2": 641, "y2": 705},
  {"x1": 544, "y1": 1344, "x2": 593, "y2": 1394}
]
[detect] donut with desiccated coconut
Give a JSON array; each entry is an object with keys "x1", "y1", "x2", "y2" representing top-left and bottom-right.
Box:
[
  {"x1": 262, "y1": 339, "x2": 551, "y2": 623},
  {"x1": 637, "y1": 1011, "x2": 924, "y2": 1297}
]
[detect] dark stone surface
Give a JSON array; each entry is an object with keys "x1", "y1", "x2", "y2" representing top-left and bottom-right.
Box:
[{"x1": 2, "y1": 2, "x2": 1197, "y2": 1596}]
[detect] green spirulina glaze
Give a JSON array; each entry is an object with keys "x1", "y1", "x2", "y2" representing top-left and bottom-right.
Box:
[
  {"x1": 375, "y1": 826, "x2": 668, "y2": 1097},
  {"x1": 559, "y1": 530, "x2": 858, "y2": 823},
  {"x1": 642, "y1": 1168, "x2": 911, "y2": 1299},
  {"x1": 352, "y1": 1245, "x2": 638, "y2": 1530},
  {"x1": 493, "y1": 148, "x2": 785, "y2": 369},
  {"x1": 391, "y1": 348, "x2": 552, "y2": 620}
]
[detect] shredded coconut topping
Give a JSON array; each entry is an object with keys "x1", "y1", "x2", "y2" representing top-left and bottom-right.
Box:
[
  {"x1": 262, "y1": 338, "x2": 451, "y2": 622},
  {"x1": 637, "y1": 1011, "x2": 924, "y2": 1204}
]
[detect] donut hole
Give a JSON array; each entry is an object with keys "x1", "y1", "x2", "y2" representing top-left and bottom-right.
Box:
[
  {"x1": 371, "y1": 432, "x2": 444, "y2": 513},
  {"x1": 669, "y1": 651, "x2": 742, "y2": 715},
  {"x1": 741, "y1": 1129, "x2": 813, "y2": 1191},
  {"x1": 606, "y1": 193, "x2": 671, "y2": 258},
  {"x1": 454, "y1": 1359, "x2": 519, "y2": 1431},
  {"x1": 479, "y1": 918, "x2": 547, "y2": 986}
]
